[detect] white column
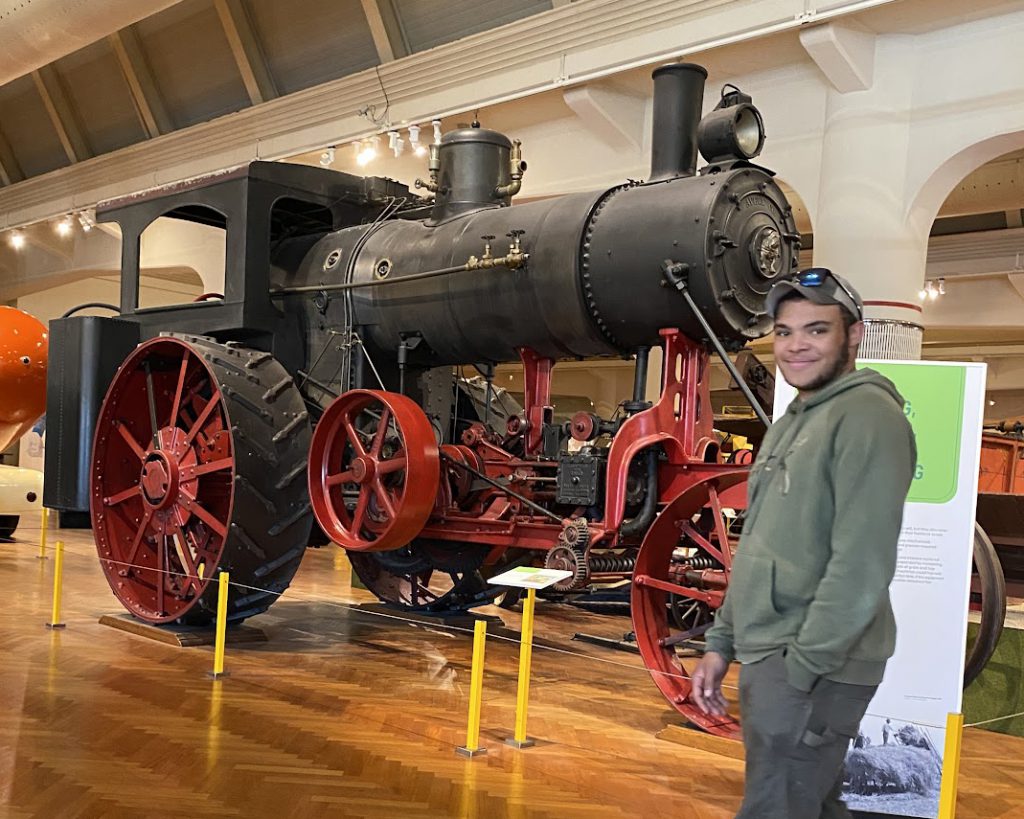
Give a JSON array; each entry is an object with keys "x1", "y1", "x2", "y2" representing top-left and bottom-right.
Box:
[{"x1": 802, "y1": 27, "x2": 926, "y2": 360}]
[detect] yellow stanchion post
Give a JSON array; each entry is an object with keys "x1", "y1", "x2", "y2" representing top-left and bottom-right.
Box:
[
  {"x1": 37, "y1": 508, "x2": 49, "y2": 559},
  {"x1": 45, "y1": 540, "x2": 66, "y2": 629},
  {"x1": 506, "y1": 587, "x2": 537, "y2": 749},
  {"x1": 208, "y1": 571, "x2": 230, "y2": 680},
  {"x1": 938, "y1": 712, "x2": 965, "y2": 819},
  {"x1": 456, "y1": 619, "x2": 488, "y2": 758}
]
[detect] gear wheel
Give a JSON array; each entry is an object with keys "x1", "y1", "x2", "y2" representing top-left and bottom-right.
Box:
[
  {"x1": 561, "y1": 517, "x2": 591, "y2": 549},
  {"x1": 545, "y1": 545, "x2": 589, "y2": 592},
  {"x1": 544, "y1": 519, "x2": 593, "y2": 591}
]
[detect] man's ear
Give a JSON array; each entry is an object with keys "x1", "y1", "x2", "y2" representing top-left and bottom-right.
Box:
[{"x1": 848, "y1": 320, "x2": 865, "y2": 347}]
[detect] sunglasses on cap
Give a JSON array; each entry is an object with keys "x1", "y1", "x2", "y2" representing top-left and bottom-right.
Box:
[{"x1": 796, "y1": 267, "x2": 863, "y2": 321}]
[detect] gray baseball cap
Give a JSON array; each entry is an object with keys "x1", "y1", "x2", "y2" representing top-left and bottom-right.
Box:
[{"x1": 765, "y1": 267, "x2": 863, "y2": 321}]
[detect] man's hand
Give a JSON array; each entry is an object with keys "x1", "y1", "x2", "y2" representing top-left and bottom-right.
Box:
[{"x1": 690, "y1": 651, "x2": 730, "y2": 716}]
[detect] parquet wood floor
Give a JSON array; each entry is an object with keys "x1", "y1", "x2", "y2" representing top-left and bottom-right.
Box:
[{"x1": 2, "y1": 530, "x2": 1022, "y2": 818}]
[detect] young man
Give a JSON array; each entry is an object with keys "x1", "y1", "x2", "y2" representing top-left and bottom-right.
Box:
[{"x1": 692, "y1": 268, "x2": 917, "y2": 819}]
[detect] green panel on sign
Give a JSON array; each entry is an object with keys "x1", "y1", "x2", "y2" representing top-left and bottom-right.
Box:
[{"x1": 857, "y1": 363, "x2": 965, "y2": 504}]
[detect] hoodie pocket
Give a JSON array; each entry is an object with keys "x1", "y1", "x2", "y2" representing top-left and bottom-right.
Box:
[
  {"x1": 847, "y1": 602, "x2": 898, "y2": 664},
  {"x1": 730, "y1": 552, "x2": 781, "y2": 634}
]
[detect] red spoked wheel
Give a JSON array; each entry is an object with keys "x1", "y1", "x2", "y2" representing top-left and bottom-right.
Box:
[
  {"x1": 631, "y1": 471, "x2": 748, "y2": 739},
  {"x1": 308, "y1": 389, "x2": 440, "y2": 551},
  {"x1": 91, "y1": 335, "x2": 313, "y2": 624}
]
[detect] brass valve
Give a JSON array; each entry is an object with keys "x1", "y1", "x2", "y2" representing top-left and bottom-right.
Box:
[
  {"x1": 466, "y1": 231, "x2": 529, "y2": 271},
  {"x1": 504, "y1": 230, "x2": 527, "y2": 268},
  {"x1": 414, "y1": 143, "x2": 441, "y2": 193}
]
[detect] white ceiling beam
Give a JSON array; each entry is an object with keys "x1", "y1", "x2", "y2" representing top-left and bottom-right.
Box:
[
  {"x1": 799, "y1": 21, "x2": 875, "y2": 93},
  {"x1": 0, "y1": 0, "x2": 909, "y2": 228},
  {"x1": 562, "y1": 83, "x2": 644, "y2": 152},
  {"x1": 927, "y1": 227, "x2": 1024, "y2": 278},
  {"x1": 214, "y1": 0, "x2": 278, "y2": 105},
  {"x1": 360, "y1": 0, "x2": 409, "y2": 63},
  {"x1": 108, "y1": 29, "x2": 173, "y2": 139},
  {"x1": 31, "y1": 65, "x2": 92, "y2": 163}
]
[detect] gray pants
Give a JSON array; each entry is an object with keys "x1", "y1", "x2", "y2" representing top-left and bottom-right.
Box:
[{"x1": 736, "y1": 651, "x2": 876, "y2": 819}]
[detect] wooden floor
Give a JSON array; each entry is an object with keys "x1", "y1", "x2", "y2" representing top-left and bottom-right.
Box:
[{"x1": 2, "y1": 529, "x2": 1023, "y2": 819}]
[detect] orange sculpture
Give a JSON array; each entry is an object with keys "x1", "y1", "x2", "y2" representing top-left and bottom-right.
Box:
[{"x1": 0, "y1": 306, "x2": 48, "y2": 452}]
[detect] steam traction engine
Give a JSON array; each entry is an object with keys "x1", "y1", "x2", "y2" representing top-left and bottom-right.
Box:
[{"x1": 44, "y1": 64, "x2": 799, "y2": 737}]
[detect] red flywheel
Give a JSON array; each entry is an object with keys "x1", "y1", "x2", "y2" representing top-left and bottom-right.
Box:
[{"x1": 308, "y1": 389, "x2": 439, "y2": 552}]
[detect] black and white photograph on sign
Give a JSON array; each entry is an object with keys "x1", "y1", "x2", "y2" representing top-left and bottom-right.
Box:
[{"x1": 842, "y1": 714, "x2": 943, "y2": 818}]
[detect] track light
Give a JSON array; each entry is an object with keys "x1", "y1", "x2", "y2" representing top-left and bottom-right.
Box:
[
  {"x1": 387, "y1": 131, "x2": 404, "y2": 157},
  {"x1": 77, "y1": 211, "x2": 94, "y2": 232},
  {"x1": 357, "y1": 135, "x2": 380, "y2": 166},
  {"x1": 55, "y1": 216, "x2": 73, "y2": 237},
  {"x1": 9, "y1": 230, "x2": 24, "y2": 249},
  {"x1": 919, "y1": 279, "x2": 945, "y2": 301},
  {"x1": 408, "y1": 124, "x2": 427, "y2": 157},
  {"x1": 319, "y1": 146, "x2": 336, "y2": 167}
]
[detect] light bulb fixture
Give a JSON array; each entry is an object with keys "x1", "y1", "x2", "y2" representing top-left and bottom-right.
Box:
[
  {"x1": 432, "y1": 119, "x2": 442, "y2": 144},
  {"x1": 387, "y1": 130, "x2": 404, "y2": 157},
  {"x1": 319, "y1": 146, "x2": 336, "y2": 167},
  {"x1": 357, "y1": 135, "x2": 380, "y2": 166},
  {"x1": 55, "y1": 216, "x2": 73, "y2": 237},
  {"x1": 77, "y1": 211, "x2": 94, "y2": 232},
  {"x1": 920, "y1": 279, "x2": 945, "y2": 301},
  {"x1": 9, "y1": 230, "x2": 25, "y2": 249}
]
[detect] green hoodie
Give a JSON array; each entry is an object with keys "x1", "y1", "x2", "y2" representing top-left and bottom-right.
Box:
[{"x1": 704, "y1": 367, "x2": 917, "y2": 692}]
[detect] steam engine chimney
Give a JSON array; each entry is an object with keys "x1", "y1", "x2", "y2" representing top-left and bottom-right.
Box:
[{"x1": 649, "y1": 63, "x2": 708, "y2": 181}]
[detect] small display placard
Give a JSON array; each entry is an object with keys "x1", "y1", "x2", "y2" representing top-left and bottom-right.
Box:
[{"x1": 487, "y1": 566, "x2": 574, "y2": 590}]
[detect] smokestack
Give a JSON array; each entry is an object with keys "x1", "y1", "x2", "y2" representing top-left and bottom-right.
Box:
[{"x1": 649, "y1": 63, "x2": 708, "y2": 181}]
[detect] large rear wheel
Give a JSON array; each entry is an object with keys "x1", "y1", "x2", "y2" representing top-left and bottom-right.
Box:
[
  {"x1": 965, "y1": 522, "x2": 1005, "y2": 687},
  {"x1": 631, "y1": 472, "x2": 747, "y2": 739},
  {"x1": 91, "y1": 335, "x2": 313, "y2": 624}
]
